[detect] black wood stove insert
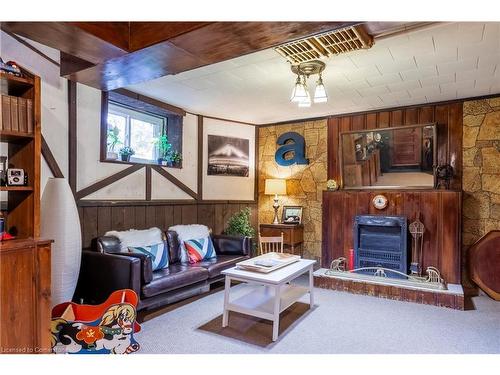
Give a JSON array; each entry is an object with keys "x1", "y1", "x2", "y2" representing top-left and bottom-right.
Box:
[{"x1": 353, "y1": 215, "x2": 408, "y2": 279}]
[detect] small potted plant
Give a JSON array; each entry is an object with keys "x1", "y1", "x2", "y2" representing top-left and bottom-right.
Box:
[
  {"x1": 225, "y1": 207, "x2": 257, "y2": 254},
  {"x1": 154, "y1": 135, "x2": 172, "y2": 166},
  {"x1": 107, "y1": 126, "x2": 122, "y2": 160},
  {"x1": 119, "y1": 146, "x2": 135, "y2": 162},
  {"x1": 167, "y1": 150, "x2": 182, "y2": 168}
]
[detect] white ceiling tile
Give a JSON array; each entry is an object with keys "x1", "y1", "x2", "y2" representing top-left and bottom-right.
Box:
[
  {"x1": 400, "y1": 66, "x2": 438, "y2": 81},
  {"x1": 389, "y1": 37, "x2": 434, "y2": 60},
  {"x1": 357, "y1": 85, "x2": 390, "y2": 97},
  {"x1": 478, "y1": 54, "x2": 500, "y2": 70},
  {"x1": 366, "y1": 73, "x2": 402, "y2": 86},
  {"x1": 408, "y1": 86, "x2": 441, "y2": 98},
  {"x1": 415, "y1": 49, "x2": 457, "y2": 67},
  {"x1": 457, "y1": 23, "x2": 485, "y2": 44},
  {"x1": 421, "y1": 73, "x2": 455, "y2": 86},
  {"x1": 387, "y1": 80, "x2": 421, "y2": 92},
  {"x1": 456, "y1": 68, "x2": 495, "y2": 82},
  {"x1": 437, "y1": 58, "x2": 478, "y2": 75},
  {"x1": 379, "y1": 91, "x2": 410, "y2": 103},
  {"x1": 483, "y1": 22, "x2": 500, "y2": 44},
  {"x1": 458, "y1": 86, "x2": 491, "y2": 98},
  {"x1": 458, "y1": 41, "x2": 500, "y2": 60},
  {"x1": 342, "y1": 78, "x2": 370, "y2": 90},
  {"x1": 348, "y1": 47, "x2": 394, "y2": 67},
  {"x1": 376, "y1": 58, "x2": 417, "y2": 74},
  {"x1": 343, "y1": 66, "x2": 381, "y2": 81}
]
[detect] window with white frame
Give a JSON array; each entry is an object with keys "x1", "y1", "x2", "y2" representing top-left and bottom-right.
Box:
[{"x1": 106, "y1": 101, "x2": 167, "y2": 163}]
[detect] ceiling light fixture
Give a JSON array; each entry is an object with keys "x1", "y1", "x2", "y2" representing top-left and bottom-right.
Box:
[{"x1": 289, "y1": 60, "x2": 327, "y2": 107}]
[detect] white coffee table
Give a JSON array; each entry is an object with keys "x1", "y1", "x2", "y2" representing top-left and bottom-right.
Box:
[{"x1": 221, "y1": 259, "x2": 316, "y2": 342}]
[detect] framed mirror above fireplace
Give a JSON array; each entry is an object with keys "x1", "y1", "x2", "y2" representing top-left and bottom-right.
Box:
[{"x1": 339, "y1": 123, "x2": 437, "y2": 189}]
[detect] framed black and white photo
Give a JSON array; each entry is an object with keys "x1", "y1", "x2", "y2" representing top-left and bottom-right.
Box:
[
  {"x1": 207, "y1": 135, "x2": 249, "y2": 177},
  {"x1": 281, "y1": 206, "x2": 303, "y2": 224}
]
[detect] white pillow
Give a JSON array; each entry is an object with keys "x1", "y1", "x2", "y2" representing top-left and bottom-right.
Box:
[
  {"x1": 105, "y1": 227, "x2": 163, "y2": 252},
  {"x1": 168, "y1": 224, "x2": 210, "y2": 263}
]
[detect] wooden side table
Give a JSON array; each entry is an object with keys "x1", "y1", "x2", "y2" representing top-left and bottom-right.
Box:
[{"x1": 259, "y1": 223, "x2": 304, "y2": 256}]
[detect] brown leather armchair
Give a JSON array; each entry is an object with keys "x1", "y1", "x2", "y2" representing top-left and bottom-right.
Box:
[{"x1": 74, "y1": 231, "x2": 252, "y2": 311}]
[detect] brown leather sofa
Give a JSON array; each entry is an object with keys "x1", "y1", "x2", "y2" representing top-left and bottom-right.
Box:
[{"x1": 74, "y1": 230, "x2": 252, "y2": 311}]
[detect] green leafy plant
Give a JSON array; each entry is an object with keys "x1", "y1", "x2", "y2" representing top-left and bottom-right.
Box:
[
  {"x1": 169, "y1": 150, "x2": 182, "y2": 164},
  {"x1": 107, "y1": 126, "x2": 122, "y2": 151},
  {"x1": 119, "y1": 146, "x2": 135, "y2": 156},
  {"x1": 153, "y1": 134, "x2": 172, "y2": 160},
  {"x1": 225, "y1": 208, "x2": 255, "y2": 238}
]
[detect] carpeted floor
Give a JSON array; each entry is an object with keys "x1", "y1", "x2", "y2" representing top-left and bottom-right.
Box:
[{"x1": 137, "y1": 277, "x2": 500, "y2": 354}]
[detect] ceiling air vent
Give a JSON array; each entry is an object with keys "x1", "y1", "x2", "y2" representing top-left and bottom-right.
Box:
[{"x1": 274, "y1": 24, "x2": 373, "y2": 64}]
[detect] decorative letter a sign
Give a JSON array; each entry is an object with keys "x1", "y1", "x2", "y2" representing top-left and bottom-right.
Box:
[{"x1": 275, "y1": 132, "x2": 309, "y2": 166}]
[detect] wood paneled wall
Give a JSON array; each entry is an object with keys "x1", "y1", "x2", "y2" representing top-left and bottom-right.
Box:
[
  {"x1": 322, "y1": 190, "x2": 462, "y2": 284},
  {"x1": 328, "y1": 102, "x2": 463, "y2": 190},
  {"x1": 78, "y1": 201, "x2": 258, "y2": 249}
]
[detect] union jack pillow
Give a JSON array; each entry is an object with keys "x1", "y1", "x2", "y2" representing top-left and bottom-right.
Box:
[{"x1": 184, "y1": 237, "x2": 216, "y2": 264}]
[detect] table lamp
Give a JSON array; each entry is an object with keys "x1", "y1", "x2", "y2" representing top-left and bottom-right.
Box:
[{"x1": 265, "y1": 178, "x2": 287, "y2": 224}]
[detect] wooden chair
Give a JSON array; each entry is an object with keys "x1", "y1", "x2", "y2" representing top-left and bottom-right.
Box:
[{"x1": 258, "y1": 232, "x2": 284, "y2": 255}]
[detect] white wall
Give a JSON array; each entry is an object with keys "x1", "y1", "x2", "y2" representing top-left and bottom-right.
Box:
[
  {"x1": 1, "y1": 32, "x2": 256, "y2": 201},
  {"x1": 202, "y1": 118, "x2": 255, "y2": 200}
]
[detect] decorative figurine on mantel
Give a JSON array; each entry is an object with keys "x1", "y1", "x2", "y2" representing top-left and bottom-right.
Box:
[
  {"x1": 434, "y1": 164, "x2": 454, "y2": 189},
  {"x1": 409, "y1": 215, "x2": 425, "y2": 276},
  {"x1": 326, "y1": 179, "x2": 338, "y2": 191}
]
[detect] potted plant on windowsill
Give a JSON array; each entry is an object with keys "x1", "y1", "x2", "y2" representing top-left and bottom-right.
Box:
[
  {"x1": 168, "y1": 150, "x2": 182, "y2": 168},
  {"x1": 154, "y1": 135, "x2": 172, "y2": 166},
  {"x1": 119, "y1": 146, "x2": 135, "y2": 162},
  {"x1": 107, "y1": 126, "x2": 122, "y2": 160}
]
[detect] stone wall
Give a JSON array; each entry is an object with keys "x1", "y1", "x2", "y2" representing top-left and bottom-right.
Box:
[
  {"x1": 258, "y1": 120, "x2": 328, "y2": 261},
  {"x1": 462, "y1": 97, "x2": 500, "y2": 279}
]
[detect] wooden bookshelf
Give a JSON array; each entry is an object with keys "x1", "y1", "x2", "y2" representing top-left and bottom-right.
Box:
[{"x1": 0, "y1": 65, "x2": 51, "y2": 354}]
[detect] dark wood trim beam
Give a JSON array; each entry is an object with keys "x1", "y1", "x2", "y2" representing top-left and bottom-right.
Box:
[
  {"x1": 100, "y1": 91, "x2": 109, "y2": 161},
  {"x1": 76, "y1": 199, "x2": 256, "y2": 207},
  {"x1": 197, "y1": 115, "x2": 203, "y2": 201},
  {"x1": 60, "y1": 52, "x2": 95, "y2": 77},
  {"x1": 151, "y1": 165, "x2": 198, "y2": 200},
  {"x1": 254, "y1": 125, "x2": 259, "y2": 202},
  {"x1": 199, "y1": 114, "x2": 256, "y2": 126},
  {"x1": 112, "y1": 88, "x2": 186, "y2": 116},
  {"x1": 41, "y1": 135, "x2": 64, "y2": 178},
  {"x1": 2, "y1": 30, "x2": 60, "y2": 67},
  {"x1": 68, "y1": 80, "x2": 77, "y2": 195},
  {"x1": 75, "y1": 164, "x2": 143, "y2": 200},
  {"x1": 145, "y1": 165, "x2": 152, "y2": 201},
  {"x1": 0, "y1": 22, "x2": 128, "y2": 64}
]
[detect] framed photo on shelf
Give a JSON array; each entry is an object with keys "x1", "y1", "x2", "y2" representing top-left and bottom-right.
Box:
[{"x1": 281, "y1": 206, "x2": 303, "y2": 224}]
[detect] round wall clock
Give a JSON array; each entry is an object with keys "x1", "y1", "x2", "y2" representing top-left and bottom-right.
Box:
[{"x1": 372, "y1": 194, "x2": 388, "y2": 210}]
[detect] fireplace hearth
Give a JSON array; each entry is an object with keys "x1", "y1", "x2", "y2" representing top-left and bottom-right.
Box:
[{"x1": 354, "y1": 215, "x2": 408, "y2": 279}]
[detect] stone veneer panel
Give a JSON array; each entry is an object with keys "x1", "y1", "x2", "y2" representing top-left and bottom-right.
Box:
[
  {"x1": 258, "y1": 120, "x2": 327, "y2": 261},
  {"x1": 462, "y1": 98, "x2": 500, "y2": 285}
]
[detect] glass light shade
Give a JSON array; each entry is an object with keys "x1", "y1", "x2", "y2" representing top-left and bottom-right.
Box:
[
  {"x1": 298, "y1": 89, "x2": 312, "y2": 107},
  {"x1": 314, "y1": 77, "x2": 328, "y2": 103},
  {"x1": 264, "y1": 178, "x2": 287, "y2": 195},
  {"x1": 290, "y1": 76, "x2": 308, "y2": 102}
]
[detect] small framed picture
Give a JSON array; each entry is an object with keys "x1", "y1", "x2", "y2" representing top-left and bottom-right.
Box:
[{"x1": 281, "y1": 206, "x2": 303, "y2": 224}]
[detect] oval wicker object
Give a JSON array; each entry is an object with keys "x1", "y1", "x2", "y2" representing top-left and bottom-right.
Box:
[{"x1": 468, "y1": 230, "x2": 500, "y2": 301}]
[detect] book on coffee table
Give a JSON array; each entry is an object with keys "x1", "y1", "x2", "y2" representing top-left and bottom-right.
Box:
[{"x1": 236, "y1": 252, "x2": 301, "y2": 273}]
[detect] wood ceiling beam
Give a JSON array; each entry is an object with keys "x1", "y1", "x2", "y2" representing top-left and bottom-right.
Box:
[
  {"x1": 67, "y1": 22, "x2": 355, "y2": 91},
  {"x1": 0, "y1": 22, "x2": 129, "y2": 64},
  {"x1": 2, "y1": 21, "x2": 356, "y2": 91}
]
